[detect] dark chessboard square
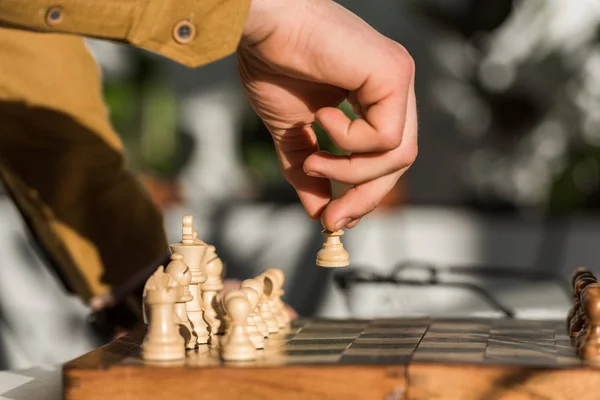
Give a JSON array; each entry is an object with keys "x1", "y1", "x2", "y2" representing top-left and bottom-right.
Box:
[
  {"x1": 348, "y1": 342, "x2": 419, "y2": 350},
  {"x1": 487, "y1": 339, "x2": 555, "y2": 352},
  {"x1": 284, "y1": 348, "x2": 348, "y2": 356},
  {"x1": 360, "y1": 333, "x2": 424, "y2": 339},
  {"x1": 363, "y1": 327, "x2": 427, "y2": 335},
  {"x1": 287, "y1": 338, "x2": 354, "y2": 346},
  {"x1": 420, "y1": 335, "x2": 488, "y2": 344},
  {"x1": 293, "y1": 332, "x2": 361, "y2": 340},
  {"x1": 368, "y1": 318, "x2": 430, "y2": 327}
]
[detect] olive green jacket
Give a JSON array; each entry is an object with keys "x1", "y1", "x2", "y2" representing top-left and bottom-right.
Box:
[{"x1": 0, "y1": 0, "x2": 250, "y2": 317}]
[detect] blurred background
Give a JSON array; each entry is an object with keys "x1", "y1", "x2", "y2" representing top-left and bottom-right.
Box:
[{"x1": 2, "y1": 0, "x2": 600, "y2": 371}]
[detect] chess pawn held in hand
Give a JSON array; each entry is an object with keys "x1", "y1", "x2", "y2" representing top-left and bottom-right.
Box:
[
  {"x1": 316, "y1": 229, "x2": 349, "y2": 267},
  {"x1": 142, "y1": 267, "x2": 185, "y2": 361},
  {"x1": 580, "y1": 283, "x2": 600, "y2": 362},
  {"x1": 170, "y1": 214, "x2": 210, "y2": 345},
  {"x1": 221, "y1": 291, "x2": 257, "y2": 361},
  {"x1": 165, "y1": 253, "x2": 197, "y2": 349}
]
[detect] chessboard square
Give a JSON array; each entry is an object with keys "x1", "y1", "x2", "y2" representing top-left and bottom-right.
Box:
[
  {"x1": 258, "y1": 354, "x2": 343, "y2": 365},
  {"x1": 294, "y1": 332, "x2": 361, "y2": 340},
  {"x1": 284, "y1": 348, "x2": 347, "y2": 356},
  {"x1": 343, "y1": 348, "x2": 414, "y2": 356},
  {"x1": 354, "y1": 338, "x2": 423, "y2": 345},
  {"x1": 287, "y1": 338, "x2": 355, "y2": 346},
  {"x1": 348, "y1": 342, "x2": 419, "y2": 350},
  {"x1": 360, "y1": 333, "x2": 425, "y2": 339},
  {"x1": 428, "y1": 322, "x2": 490, "y2": 332},
  {"x1": 487, "y1": 338, "x2": 555, "y2": 352},
  {"x1": 420, "y1": 335, "x2": 488, "y2": 344},
  {"x1": 368, "y1": 318, "x2": 430, "y2": 327},
  {"x1": 418, "y1": 342, "x2": 487, "y2": 349},
  {"x1": 282, "y1": 344, "x2": 350, "y2": 352},
  {"x1": 485, "y1": 348, "x2": 556, "y2": 360},
  {"x1": 299, "y1": 328, "x2": 365, "y2": 335},
  {"x1": 363, "y1": 327, "x2": 427, "y2": 335}
]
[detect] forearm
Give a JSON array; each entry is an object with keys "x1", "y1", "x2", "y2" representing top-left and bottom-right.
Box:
[{"x1": 0, "y1": 0, "x2": 251, "y2": 67}]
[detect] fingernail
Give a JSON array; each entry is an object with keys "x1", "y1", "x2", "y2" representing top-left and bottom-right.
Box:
[
  {"x1": 306, "y1": 170, "x2": 325, "y2": 178},
  {"x1": 334, "y1": 218, "x2": 352, "y2": 231}
]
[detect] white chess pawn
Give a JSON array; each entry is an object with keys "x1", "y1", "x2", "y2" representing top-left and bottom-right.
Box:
[
  {"x1": 142, "y1": 267, "x2": 185, "y2": 361},
  {"x1": 221, "y1": 291, "x2": 257, "y2": 361},
  {"x1": 258, "y1": 274, "x2": 281, "y2": 333},
  {"x1": 316, "y1": 229, "x2": 349, "y2": 267},
  {"x1": 240, "y1": 287, "x2": 265, "y2": 349},
  {"x1": 241, "y1": 279, "x2": 269, "y2": 338},
  {"x1": 170, "y1": 214, "x2": 210, "y2": 345},
  {"x1": 219, "y1": 290, "x2": 247, "y2": 347},
  {"x1": 165, "y1": 253, "x2": 197, "y2": 349},
  {"x1": 262, "y1": 268, "x2": 290, "y2": 329}
]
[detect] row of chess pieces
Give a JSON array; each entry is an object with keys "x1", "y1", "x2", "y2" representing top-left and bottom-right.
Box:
[
  {"x1": 141, "y1": 214, "x2": 293, "y2": 362},
  {"x1": 568, "y1": 267, "x2": 600, "y2": 361}
]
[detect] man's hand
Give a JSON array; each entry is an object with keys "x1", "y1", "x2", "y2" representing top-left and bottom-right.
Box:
[{"x1": 238, "y1": 0, "x2": 418, "y2": 232}]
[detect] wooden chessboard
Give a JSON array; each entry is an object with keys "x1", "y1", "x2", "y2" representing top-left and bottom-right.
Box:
[{"x1": 63, "y1": 318, "x2": 600, "y2": 400}]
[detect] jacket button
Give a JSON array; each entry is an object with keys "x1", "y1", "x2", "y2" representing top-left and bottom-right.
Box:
[
  {"x1": 45, "y1": 6, "x2": 64, "y2": 26},
  {"x1": 173, "y1": 20, "x2": 196, "y2": 44}
]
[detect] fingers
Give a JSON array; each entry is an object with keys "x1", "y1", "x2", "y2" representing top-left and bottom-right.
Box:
[
  {"x1": 271, "y1": 124, "x2": 332, "y2": 219},
  {"x1": 315, "y1": 45, "x2": 415, "y2": 154},
  {"x1": 320, "y1": 170, "x2": 404, "y2": 232},
  {"x1": 304, "y1": 85, "x2": 418, "y2": 184}
]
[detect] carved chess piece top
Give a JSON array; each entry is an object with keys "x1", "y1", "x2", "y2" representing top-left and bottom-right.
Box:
[
  {"x1": 201, "y1": 245, "x2": 224, "y2": 291},
  {"x1": 142, "y1": 267, "x2": 185, "y2": 361},
  {"x1": 316, "y1": 229, "x2": 349, "y2": 267},
  {"x1": 165, "y1": 254, "x2": 193, "y2": 302},
  {"x1": 221, "y1": 291, "x2": 257, "y2": 361}
]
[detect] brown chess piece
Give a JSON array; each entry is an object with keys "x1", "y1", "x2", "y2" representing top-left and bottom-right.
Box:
[
  {"x1": 579, "y1": 283, "x2": 600, "y2": 362},
  {"x1": 570, "y1": 276, "x2": 598, "y2": 337},
  {"x1": 568, "y1": 268, "x2": 595, "y2": 329},
  {"x1": 316, "y1": 229, "x2": 349, "y2": 267}
]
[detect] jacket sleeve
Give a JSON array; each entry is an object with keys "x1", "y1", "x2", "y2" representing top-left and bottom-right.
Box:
[{"x1": 0, "y1": 0, "x2": 251, "y2": 67}]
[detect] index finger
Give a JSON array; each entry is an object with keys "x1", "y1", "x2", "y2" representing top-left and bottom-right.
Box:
[{"x1": 315, "y1": 45, "x2": 415, "y2": 153}]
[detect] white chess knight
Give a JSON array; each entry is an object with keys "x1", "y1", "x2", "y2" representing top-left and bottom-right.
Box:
[
  {"x1": 165, "y1": 253, "x2": 197, "y2": 349},
  {"x1": 169, "y1": 215, "x2": 210, "y2": 345},
  {"x1": 142, "y1": 267, "x2": 185, "y2": 361},
  {"x1": 220, "y1": 291, "x2": 257, "y2": 361}
]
